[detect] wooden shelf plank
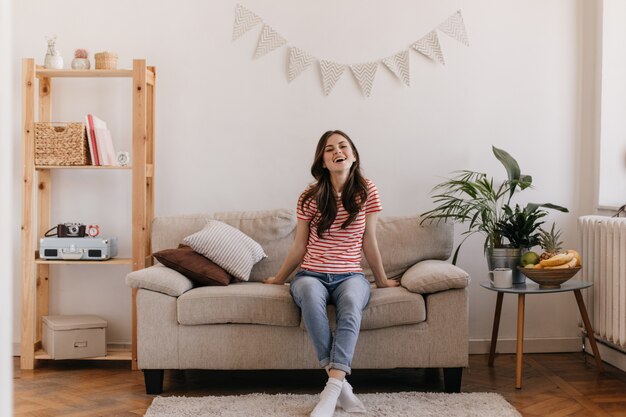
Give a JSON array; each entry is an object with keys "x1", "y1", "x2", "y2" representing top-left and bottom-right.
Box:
[
  {"x1": 35, "y1": 347, "x2": 132, "y2": 361},
  {"x1": 36, "y1": 69, "x2": 134, "y2": 78},
  {"x1": 35, "y1": 256, "x2": 132, "y2": 265},
  {"x1": 35, "y1": 165, "x2": 131, "y2": 170}
]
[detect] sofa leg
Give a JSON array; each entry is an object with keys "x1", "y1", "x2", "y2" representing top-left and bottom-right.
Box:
[
  {"x1": 144, "y1": 369, "x2": 164, "y2": 395},
  {"x1": 443, "y1": 367, "x2": 463, "y2": 393}
]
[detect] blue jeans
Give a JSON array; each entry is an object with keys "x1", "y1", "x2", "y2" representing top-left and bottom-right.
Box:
[{"x1": 290, "y1": 269, "x2": 371, "y2": 374}]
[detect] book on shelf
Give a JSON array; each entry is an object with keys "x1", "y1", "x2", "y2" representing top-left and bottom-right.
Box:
[
  {"x1": 85, "y1": 114, "x2": 100, "y2": 165},
  {"x1": 85, "y1": 114, "x2": 117, "y2": 166}
]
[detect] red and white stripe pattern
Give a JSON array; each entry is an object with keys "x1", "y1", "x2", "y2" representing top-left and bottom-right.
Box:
[{"x1": 297, "y1": 179, "x2": 382, "y2": 273}]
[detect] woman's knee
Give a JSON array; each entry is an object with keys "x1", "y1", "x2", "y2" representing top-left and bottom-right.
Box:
[
  {"x1": 335, "y1": 281, "x2": 370, "y2": 311},
  {"x1": 291, "y1": 277, "x2": 327, "y2": 305},
  {"x1": 337, "y1": 293, "x2": 363, "y2": 311}
]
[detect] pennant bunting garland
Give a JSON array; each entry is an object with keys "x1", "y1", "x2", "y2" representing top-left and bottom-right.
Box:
[
  {"x1": 288, "y1": 47, "x2": 314, "y2": 82},
  {"x1": 350, "y1": 62, "x2": 378, "y2": 97},
  {"x1": 233, "y1": 4, "x2": 469, "y2": 96},
  {"x1": 412, "y1": 31, "x2": 445, "y2": 65},
  {"x1": 254, "y1": 25, "x2": 287, "y2": 59},
  {"x1": 320, "y1": 60, "x2": 346, "y2": 96},
  {"x1": 382, "y1": 51, "x2": 410, "y2": 86},
  {"x1": 438, "y1": 10, "x2": 469, "y2": 46},
  {"x1": 232, "y1": 4, "x2": 261, "y2": 41}
]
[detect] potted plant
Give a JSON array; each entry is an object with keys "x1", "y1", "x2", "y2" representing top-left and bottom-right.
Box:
[
  {"x1": 497, "y1": 203, "x2": 553, "y2": 248},
  {"x1": 491, "y1": 203, "x2": 551, "y2": 283},
  {"x1": 421, "y1": 146, "x2": 568, "y2": 283}
]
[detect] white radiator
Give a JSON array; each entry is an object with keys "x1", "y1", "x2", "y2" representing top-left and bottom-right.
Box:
[{"x1": 578, "y1": 215, "x2": 626, "y2": 350}]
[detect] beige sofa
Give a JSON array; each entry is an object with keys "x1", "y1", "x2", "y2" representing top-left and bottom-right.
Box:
[{"x1": 126, "y1": 209, "x2": 470, "y2": 395}]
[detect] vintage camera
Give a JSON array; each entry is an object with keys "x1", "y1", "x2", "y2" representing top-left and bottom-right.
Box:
[{"x1": 57, "y1": 222, "x2": 87, "y2": 238}]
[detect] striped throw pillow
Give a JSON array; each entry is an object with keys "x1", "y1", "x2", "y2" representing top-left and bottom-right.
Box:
[{"x1": 183, "y1": 220, "x2": 267, "y2": 281}]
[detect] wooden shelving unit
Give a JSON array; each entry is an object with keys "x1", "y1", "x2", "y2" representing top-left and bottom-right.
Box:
[{"x1": 20, "y1": 58, "x2": 156, "y2": 370}]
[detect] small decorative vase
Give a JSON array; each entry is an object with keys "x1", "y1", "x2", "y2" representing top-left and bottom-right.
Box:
[
  {"x1": 44, "y1": 54, "x2": 63, "y2": 69},
  {"x1": 71, "y1": 58, "x2": 90, "y2": 69}
]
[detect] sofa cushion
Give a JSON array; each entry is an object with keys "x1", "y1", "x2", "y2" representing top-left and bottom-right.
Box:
[
  {"x1": 361, "y1": 215, "x2": 454, "y2": 281},
  {"x1": 212, "y1": 209, "x2": 297, "y2": 282},
  {"x1": 298, "y1": 286, "x2": 426, "y2": 331},
  {"x1": 126, "y1": 264, "x2": 194, "y2": 297},
  {"x1": 152, "y1": 214, "x2": 213, "y2": 254},
  {"x1": 401, "y1": 260, "x2": 470, "y2": 294},
  {"x1": 150, "y1": 210, "x2": 454, "y2": 284},
  {"x1": 177, "y1": 282, "x2": 300, "y2": 327},
  {"x1": 153, "y1": 245, "x2": 233, "y2": 287},
  {"x1": 183, "y1": 220, "x2": 267, "y2": 281}
]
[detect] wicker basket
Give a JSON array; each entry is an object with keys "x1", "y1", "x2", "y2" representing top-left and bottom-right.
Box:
[
  {"x1": 94, "y1": 51, "x2": 118, "y2": 70},
  {"x1": 34, "y1": 122, "x2": 90, "y2": 166}
]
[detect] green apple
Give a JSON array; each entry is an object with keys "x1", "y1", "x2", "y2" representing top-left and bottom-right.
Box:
[{"x1": 521, "y1": 251, "x2": 540, "y2": 266}]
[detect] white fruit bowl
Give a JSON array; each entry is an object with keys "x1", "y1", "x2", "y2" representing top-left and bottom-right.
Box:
[{"x1": 517, "y1": 266, "x2": 582, "y2": 289}]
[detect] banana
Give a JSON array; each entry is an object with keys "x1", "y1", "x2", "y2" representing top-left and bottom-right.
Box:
[
  {"x1": 545, "y1": 257, "x2": 578, "y2": 269},
  {"x1": 533, "y1": 263, "x2": 544, "y2": 269},
  {"x1": 566, "y1": 249, "x2": 582, "y2": 267},
  {"x1": 540, "y1": 253, "x2": 574, "y2": 267}
]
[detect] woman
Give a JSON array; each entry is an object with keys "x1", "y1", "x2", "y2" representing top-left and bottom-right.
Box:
[{"x1": 263, "y1": 130, "x2": 399, "y2": 417}]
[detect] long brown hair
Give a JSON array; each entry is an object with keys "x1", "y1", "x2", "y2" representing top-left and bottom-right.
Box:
[{"x1": 300, "y1": 130, "x2": 369, "y2": 237}]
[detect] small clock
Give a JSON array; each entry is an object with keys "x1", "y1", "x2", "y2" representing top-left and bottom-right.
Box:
[
  {"x1": 87, "y1": 224, "x2": 100, "y2": 237},
  {"x1": 116, "y1": 151, "x2": 130, "y2": 167}
]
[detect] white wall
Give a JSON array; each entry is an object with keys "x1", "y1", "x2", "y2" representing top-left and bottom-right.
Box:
[
  {"x1": 11, "y1": 0, "x2": 595, "y2": 353},
  {"x1": 1, "y1": 0, "x2": 14, "y2": 413},
  {"x1": 599, "y1": 0, "x2": 626, "y2": 208}
]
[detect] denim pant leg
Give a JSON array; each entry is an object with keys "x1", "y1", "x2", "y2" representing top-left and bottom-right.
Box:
[
  {"x1": 329, "y1": 274, "x2": 371, "y2": 374},
  {"x1": 290, "y1": 276, "x2": 333, "y2": 368}
]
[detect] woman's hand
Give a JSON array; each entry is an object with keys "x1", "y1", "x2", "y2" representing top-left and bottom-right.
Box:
[
  {"x1": 262, "y1": 276, "x2": 284, "y2": 285},
  {"x1": 376, "y1": 278, "x2": 400, "y2": 288}
]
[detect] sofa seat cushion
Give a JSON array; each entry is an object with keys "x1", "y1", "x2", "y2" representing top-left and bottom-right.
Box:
[
  {"x1": 177, "y1": 282, "x2": 300, "y2": 327},
  {"x1": 299, "y1": 286, "x2": 426, "y2": 331}
]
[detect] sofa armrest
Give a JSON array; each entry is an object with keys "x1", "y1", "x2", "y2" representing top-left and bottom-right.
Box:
[
  {"x1": 400, "y1": 259, "x2": 470, "y2": 294},
  {"x1": 126, "y1": 264, "x2": 194, "y2": 297}
]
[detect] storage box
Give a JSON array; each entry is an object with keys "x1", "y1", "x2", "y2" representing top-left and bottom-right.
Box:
[
  {"x1": 94, "y1": 51, "x2": 118, "y2": 69},
  {"x1": 34, "y1": 122, "x2": 90, "y2": 166},
  {"x1": 42, "y1": 315, "x2": 107, "y2": 359}
]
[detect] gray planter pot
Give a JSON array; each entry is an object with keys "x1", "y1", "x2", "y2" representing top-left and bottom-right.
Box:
[{"x1": 487, "y1": 247, "x2": 524, "y2": 284}]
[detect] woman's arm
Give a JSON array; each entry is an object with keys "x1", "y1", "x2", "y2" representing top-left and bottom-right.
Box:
[
  {"x1": 263, "y1": 219, "x2": 310, "y2": 285},
  {"x1": 362, "y1": 213, "x2": 400, "y2": 288}
]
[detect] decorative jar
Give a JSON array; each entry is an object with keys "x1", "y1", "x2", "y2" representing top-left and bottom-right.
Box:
[{"x1": 71, "y1": 58, "x2": 90, "y2": 69}]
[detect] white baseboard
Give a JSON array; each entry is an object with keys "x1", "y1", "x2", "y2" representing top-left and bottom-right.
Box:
[
  {"x1": 584, "y1": 337, "x2": 626, "y2": 372},
  {"x1": 469, "y1": 337, "x2": 583, "y2": 354},
  {"x1": 14, "y1": 339, "x2": 583, "y2": 357}
]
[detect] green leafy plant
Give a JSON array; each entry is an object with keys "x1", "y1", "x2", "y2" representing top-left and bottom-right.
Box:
[
  {"x1": 421, "y1": 146, "x2": 568, "y2": 264},
  {"x1": 497, "y1": 204, "x2": 547, "y2": 249}
]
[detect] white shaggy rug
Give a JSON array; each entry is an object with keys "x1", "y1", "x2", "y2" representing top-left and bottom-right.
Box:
[{"x1": 145, "y1": 392, "x2": 521, "y2": 417}]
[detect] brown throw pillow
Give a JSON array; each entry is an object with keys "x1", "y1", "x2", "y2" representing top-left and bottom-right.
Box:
[{"x1": 153, "y1": 245, "x2": 232, "y2": 286}]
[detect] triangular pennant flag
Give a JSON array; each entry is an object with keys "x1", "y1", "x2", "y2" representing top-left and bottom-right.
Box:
[
  {"x1": 438, "y1": 10, "x2": 469, "y2": 46},
  {"x1": 254, "y1": 24, "x2": 287, "y2": 59},
  {"x1": 350, "y1": 62, "x2": 378, "y2": 97},
  {"x1": 288, "y1": 47, "x2": 314, "y2": 82},
  {"x1": 382, "y1": 51, "x2": 410, "y2": 86},
  {"x1": 232, "y1": 4, "x2": 262, "y2": 41},
  {"x1": 319, "y1": 60, "x2": 345, "y2": 96},
  {"x1": 412, "y1": 30, "x2": 445, "y2": 65}
]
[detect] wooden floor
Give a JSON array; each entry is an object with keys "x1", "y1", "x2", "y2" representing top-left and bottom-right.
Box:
[{"x1": 12, "y1": 352, "x2": 626, "y2": 416}]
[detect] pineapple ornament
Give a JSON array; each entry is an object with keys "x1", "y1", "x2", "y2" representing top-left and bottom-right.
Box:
[{"x1": 71, "y1": 49, "x2": 91, "y2": 69}]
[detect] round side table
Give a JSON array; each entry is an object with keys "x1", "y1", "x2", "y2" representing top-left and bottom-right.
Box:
[{"x1": 480, "y1": 279, "x2": 602, "y2": 389}]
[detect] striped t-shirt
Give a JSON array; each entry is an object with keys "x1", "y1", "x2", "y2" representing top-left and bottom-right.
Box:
[{"x1": 296, "y1": 179, "x2": 382, "y2": 273}]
